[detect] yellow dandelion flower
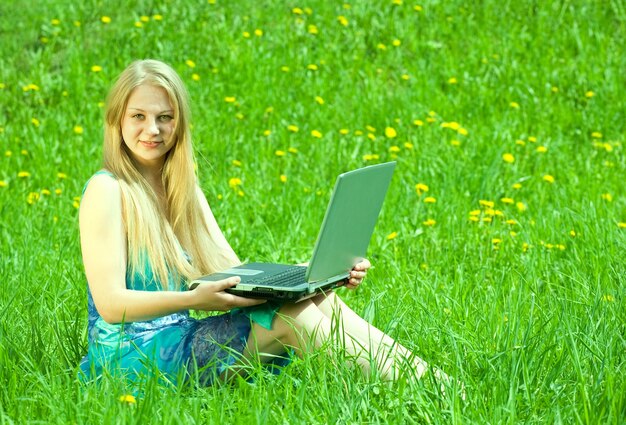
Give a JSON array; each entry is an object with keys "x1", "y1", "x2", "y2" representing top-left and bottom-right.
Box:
[
  {"x1": 585, "y1": 90, "x2": 594, "y2": 98},
  {"x1": 536, "y1": 146, "x2": 548, "y2": 153},
  {"x1": 528, "y1": 136, "x2": 537, "y2": 143},
  {"x1": 134, "y1": 21, "x2": 143, "y2": 28},
  {"x1": 242, "y1": 31, "x2": 251, "y2": 38},
  {"x1": 386, "y1": 231, "x2": 398, "y2": 240},
  {"x1": 101, "y1": 16, "x2": 111, "y2": 24},
  {"x1": 51, "y1": 19, "x2": 60, "y2": 25},
  {"x1": 492, "y1": 238, "x2": 501, "y2": 245},
  {"x1": 404, "y1": 142, "x2": 414, "y2": 149},
  {"x1": 448, "y1": 77, "x2": 457, "y2": 84},
  {"x1": 591, "y1": 132, "x2": 602, "y2": 139},
  {"x1": 307, "y1": 64, "x2": 318, "y2": 71},
  {"x1": 263, "y1": 130, "x2": 271, "y2": 136},
  {"x1": 232, "y1": 159, "x2": 242, "y2": 167},
  {"x1": 522, "y1": 243, "x2": 530, "y2": 252},
  {"x1": 91, "y1": 65, "x2": 102, "y2": 72},
  {"x1": 415, "y1": 183, "x2": 429, "y2": 195},
  {"x1": 311, "y1": 130, "x2": 323, "y2": 138},
  {"x1": 543, "y1": 174, "x2": 555, "y2": 183},
  {"x1": 74, "y1": 126, "x2": 83, "y2": 134},
  {"x1": 468, "y1": 216, "x2": 479, "y2": 222},
  {"x1": 551, "y1": 86, "x2": 559, "y2": 93},
  {"x1": 292, "y1": 7, "x2": 303, "y2": 14},
  {"x1": 479, "y1": 200, "x2": 494, "y2": 208},
  {"x1": 401, "y1": 74, "x2": 410, "y2": 80},
  {"x1": 469, "y1": 210, "x2": 480, "y2": 216},
  {"x1": 423, "y1": 218, "x2": 436, "y2": 226},
  {"x1": 354, "y1": 130, "x2": 363, "y2": 136},
  {"x1": 389, "y1": 146, "x2": 401, "y2": 153},
  {"x1": 0, "y1": 180, "x2": 7, "y2": 188},
  {"x1": 254, "y1": 29, "x2": 263, "y2": 37},
  {"x1": 0, "y1": 83, "x2": 4, "y2": 89},
  {"x1": 500, "y1": 197, "x2": 514, "y2": 204},
  {"x1": 509, "y1": 101, "x2": 520, "y2": 108},
  {"x1": 337, "y1": 15, "x2": 349, "y2": 26},
  {"x1": 27, "y1": 192, "x2": 40, "y2": 205},
  {"x1": 281, "y1": 66, "x2": 290, "y2": 72},
  {"x1": 41, "y1": 189, "x2": 51, "y2": 196},
  {"x1": 512, "y1": 183, "x2": 522, "y2": 190},
  {"x1": 57, "y1": 172, "x2": 67, "y2": 179},
  {"x1": 366, "y1": 125, "x2": 376, "y2": 133},
  {"x1": 275, "y1": 150, "x2": 286, "y2": 157},
  {"x1": 516, "y1": 139, "x2": 526, "y2": 146},
  {"x1": 362, "y1": 154, "x2": 380, "y2": 161},
  {"x1": 228, "y1": 177, "x2": 242, "y2": 188},
  {"x1": 280, "y1": 174, "x2": 287, "y2": 183},
  {"x1": 457, "y1": 127, "x2": 468, "y2": 136},
  {"x1": 287, "y1": 125, "x2": 299, "y2": 133},
  {"x1": 185, "y1": 59, "x2": 196, "y2": 68},
  {"x1": 392, "y1": 39, "x2": 401, "y2": 47},
  {"x1": 570, "y1": 230, "x2": 576, "y2": 237},
  {"x1": 55, "y1": 188, "x2": 62, "y2": 195},
  {"x1": 118, "y1": 395, "x2": 136, "y2": 404},
  {"x1": 502, "y1": 153, "x2": 515, "y2": 163},
  {"x1": 192, "y1": 73, "x2": 200, "y2": 81},
  {"x1": 505, "y1": 219, "x2": 517, "y2": 225},
  {"x1": 413, "y1": 119, "x2": 424, "y2": 126},
  {"x1": 516, "y1": 202, "x2": 527, "y2": 212},
  {"x1": 31, "y1": 118, "x2": 40, "y2": 127},
  {"x1": 601, "y1": 193, "x2": 613, "y2": 202},
  {"x1": 223, "y1": 96, "x2": 236, "y2": 104},
  {"x1": 18, "y1": 171, "x2": 30, "y2": 178},
  {"x1": 153, "y1": 14, "x2": 163, "y2": 21},
  {"x1": 450, "y1": 140, "x2": 461, "y2": 147},
  {"x1": 367, "y1": 133, "x2": 376, "y2": 141},
  {"x1": 308, "y1": 24, "x2": 319, "y2": 35},
  {"x1": 414, "y1": 5, "x2": 423, "y2": 11},
  {"x1": 424, "y1": 197, "x2": 436, "y2": 204},
  {"x1": 482, "y1": 217, "x2": 493, "y2": 223},
  {"x1": 377, "y1": 43, "x2": 387, "y2": 50},
  {"x1": 618, "y1": 222, "x2": 626, "y2": 229},
  {"x1": 288, "y1": 147, "x2": 298, "y2": 154},
  {"x1": 384, "y1": 127, "x2": 397, "y2": 138},
  {"x1": 339, "y1": 129, "x2": 349, "y2": 135},
  {"x1": 315, "y1": 96, "x2": 324, "y2": 105},
  {"x1": 602, "y1": 294, "x2": 615, "y2": 302},
  {"x1": 74, "y1": 20, "x2": 81, "y2": 26},
  {"x1": 484, "y1": 208, "x2": 496, "y2": 216},
  {"x1": 4, "y1": 150, "x2": 11, "y2": 157}
]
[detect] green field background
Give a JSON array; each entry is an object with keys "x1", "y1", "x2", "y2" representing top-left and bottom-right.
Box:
[{"x1": 1, "y1": 0, "x2": 625, "y2": 423}]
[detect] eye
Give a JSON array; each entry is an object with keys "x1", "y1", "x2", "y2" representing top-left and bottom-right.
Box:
[
  {"x1": 133, "y1": 113, "x2": 145, "y2": 120},
  {"x1": 158, "y1": 115, "x2": 174, "y2": 122}
]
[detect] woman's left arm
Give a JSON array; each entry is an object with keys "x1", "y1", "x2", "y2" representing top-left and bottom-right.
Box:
[{"x1": 196, "y1": 186, "x2": 241, "y2": 266}]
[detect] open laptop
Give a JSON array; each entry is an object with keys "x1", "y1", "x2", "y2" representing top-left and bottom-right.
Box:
[{"x1": 189, "y1": 161, "x2": 396, "y2": 302}]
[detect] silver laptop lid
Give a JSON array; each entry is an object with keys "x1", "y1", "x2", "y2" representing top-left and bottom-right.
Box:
[{"x1": 306, "y1": 162, "x2": 396, "y2": 282}]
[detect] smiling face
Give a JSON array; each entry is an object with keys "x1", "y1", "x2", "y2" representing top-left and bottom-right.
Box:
[{"x1": 121, "y1": 84, "x2": 176, "y2": 171}]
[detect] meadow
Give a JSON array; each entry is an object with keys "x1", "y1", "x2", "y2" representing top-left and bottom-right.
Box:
[{"x1": 1, "y1": 0, "x2": 625, "y2": 423}]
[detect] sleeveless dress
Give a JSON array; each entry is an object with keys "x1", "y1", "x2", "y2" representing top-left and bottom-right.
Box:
[{"x1": 78, "y1": 171, "x2": 288, "y2": 386}]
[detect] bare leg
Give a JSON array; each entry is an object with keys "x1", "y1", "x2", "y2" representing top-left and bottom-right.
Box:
[
  {"x1": 224, "y1": 299, "x2": 398, "y2": 380},
  {"x1": 309, "y1": 291, "x2": 430, "y2": 381}
]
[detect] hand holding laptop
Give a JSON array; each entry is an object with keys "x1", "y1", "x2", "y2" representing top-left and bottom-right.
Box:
[
  {"x1": 342, "y1": 258, "x2": 371, "y2": 289},
  {"x1": 189, "y1": 276, "x2": 267, "y2": 310}
]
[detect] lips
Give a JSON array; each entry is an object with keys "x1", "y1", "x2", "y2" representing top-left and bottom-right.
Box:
[{"x1": 140, "y1": 140, "x2": 162, "y2": 148}]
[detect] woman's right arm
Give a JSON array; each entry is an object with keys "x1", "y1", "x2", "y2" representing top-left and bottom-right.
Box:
[{"x1": 79, "y1": 174, "x2": 263, "y2": 324}]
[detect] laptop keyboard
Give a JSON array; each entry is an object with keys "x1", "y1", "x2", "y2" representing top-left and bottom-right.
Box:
[{"x1": 248, "y1": 267, "x2": 307, "y2": 287}]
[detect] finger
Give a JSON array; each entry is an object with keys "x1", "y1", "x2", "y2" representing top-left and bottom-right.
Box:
[
  {"x1": 214, "y1": 276, "x2": 241, "y2": 290},
  {"x1": 350, "y1": 270, "x2": 366, "y2": 279}
]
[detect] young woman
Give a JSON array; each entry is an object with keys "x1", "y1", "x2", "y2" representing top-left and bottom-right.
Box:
[{"x1": 79, "y1": 59, "x2": 446, "y2": 388}]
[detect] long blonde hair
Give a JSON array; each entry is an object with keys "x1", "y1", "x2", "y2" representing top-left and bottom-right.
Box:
[{"x1": 102, "y1": 59, "x2": 236, "y2": 289}]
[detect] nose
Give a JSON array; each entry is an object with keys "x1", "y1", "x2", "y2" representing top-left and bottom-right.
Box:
[{"x1": 145, "y1": 117, "x2": 160, "y2": 136}]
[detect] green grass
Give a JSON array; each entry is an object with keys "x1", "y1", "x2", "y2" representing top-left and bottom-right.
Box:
[{"x1": 1, "y1": 0, "x2": 625, "y2": 423}]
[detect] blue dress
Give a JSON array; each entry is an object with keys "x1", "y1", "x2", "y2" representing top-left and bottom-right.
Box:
[{"x1": 78, "y1": 171, "x2": 287, "y2": 386}]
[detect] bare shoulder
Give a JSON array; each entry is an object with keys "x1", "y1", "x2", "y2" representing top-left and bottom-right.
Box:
[{"x1": 80, "y1": 172, "x2": 122, "y2": 224}]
